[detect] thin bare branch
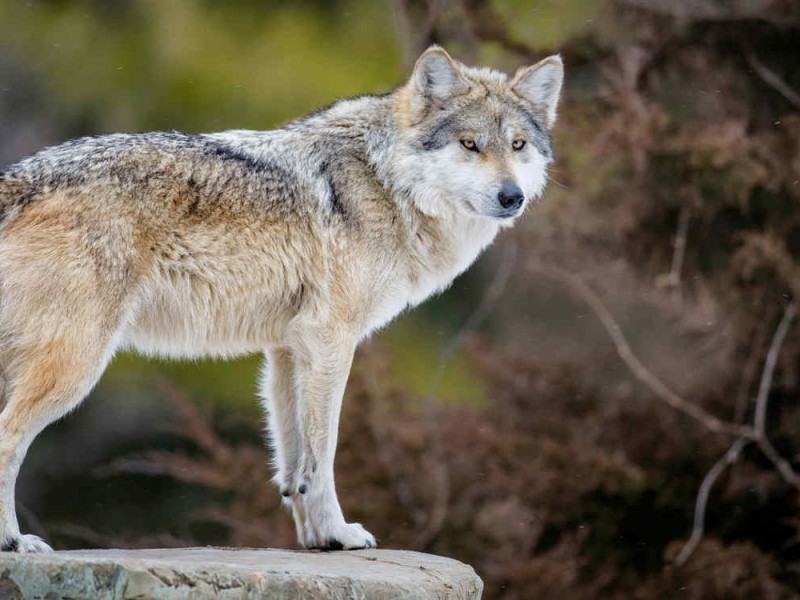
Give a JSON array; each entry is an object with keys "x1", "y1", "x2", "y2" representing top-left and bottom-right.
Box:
[
  {"x1": 528, "y1": 262, "x2": 751, "y2": 437},
  {"x1": 757, "y1": 436, "x2": 798, "y2": 487},
  {"x1": 656, "y1": 205, "x2": 691, "y2": 302},
  {"x1": 528, "y1": 264, "x2": 798, "y2": 565},
  {"x1": 677, "y1": 300, "x2": 797, "y2": 566},
  {"x1": 754, "y1": 301, "x2": 797, "y2": 436},
  {"x1": 749, "y1": 301, "x2": 799, "y2": 487},
  {"x1": 745, "y1": 48, "x2": 800, "y2": 110},
  {"x1": 675, "y1": 437, "x2": 751, "y2": 566},
  {"x1": 734, "y1": 319, "x2": 770, "y2": 423}
]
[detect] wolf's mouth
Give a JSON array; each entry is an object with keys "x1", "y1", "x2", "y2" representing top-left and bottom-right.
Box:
[
  {"x1": 494, "y1": 209, "x2": 521, "y2": 220},
  {"x1": 466, "y1": 197, "x2": 523, "y2": 221}
]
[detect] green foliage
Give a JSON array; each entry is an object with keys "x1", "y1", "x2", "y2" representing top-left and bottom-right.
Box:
[
  {"x1": 492, "y1": 0, "x2": 600, "y2": 52},
  {"x1": 103, "y1": 353, "x2": 263, "y2": 415},
  {"x1": 381, "y1": 317, "x2": 487, "y2": 408},
  {"x1": 0, "y1": 0, "x2": 402, "y2": 132}
]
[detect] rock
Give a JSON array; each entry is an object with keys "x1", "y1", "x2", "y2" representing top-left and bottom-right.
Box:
[{"x1": 0, "y1": 547, "x2": 483, "y2": 599}]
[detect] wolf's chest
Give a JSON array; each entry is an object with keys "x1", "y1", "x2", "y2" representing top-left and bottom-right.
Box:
[{"x1": 364, "y1": 217, "x2": 499, "y2": 335}]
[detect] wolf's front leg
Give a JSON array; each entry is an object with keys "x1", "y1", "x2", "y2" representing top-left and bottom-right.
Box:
[
  {"x1": 261, "y1": 348, "x2": 308, "y2": 543},
  {"x1": 287, "y1": 326, "x2": 376, "y2": 550}
]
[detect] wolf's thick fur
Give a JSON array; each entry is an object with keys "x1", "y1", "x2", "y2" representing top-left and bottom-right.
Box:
[{"x1": 0, "y1": 47, "x2": 562, "y2": 552}]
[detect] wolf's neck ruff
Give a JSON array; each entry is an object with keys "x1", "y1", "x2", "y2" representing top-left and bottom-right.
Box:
[{"x1": 0, "y1": 45, "x2": 562, "y2": 553}]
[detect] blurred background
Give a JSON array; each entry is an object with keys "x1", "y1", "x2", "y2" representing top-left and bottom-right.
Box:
[{"x1": 2, "y1": 0, "x2": 800, "y2": 597}]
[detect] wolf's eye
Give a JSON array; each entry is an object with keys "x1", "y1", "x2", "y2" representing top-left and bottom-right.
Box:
[
  {"x1": 460, "y1": 139, "x2": 479, "y2": 152},
  {"x1": 512, "y1": 140, "x2": 526, "y2": 151}
]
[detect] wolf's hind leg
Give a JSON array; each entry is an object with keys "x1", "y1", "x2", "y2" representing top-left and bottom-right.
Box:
[
  {"x1": 0, "y1": 335, "x2": 117, "y2": 553},
  {"x1": 0, "y1": 189, "x2": 137, "y2": 552}
]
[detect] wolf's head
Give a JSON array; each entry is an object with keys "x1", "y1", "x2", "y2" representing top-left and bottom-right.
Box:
[{"x1": 393, "y1": 46, "x2": 563, "y2": 223}]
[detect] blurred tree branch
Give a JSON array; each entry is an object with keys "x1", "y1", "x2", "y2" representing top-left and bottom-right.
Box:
[
  {"x1": 674, "y1": 437, "x2": 752, "y2": 566},
  {"x1": 745, "y1": 47, "x2": 800, "y2": 110},
  {"x1": 529, "y1": 260, "x2": 799, "y2": 566},
  {"x1": 677, "y1": 300, "x2": 797, "y2": 565},
  {"x1": 528, "y1": 261, "x2": 750, "y2": 436},
  {"x1": 752, "y1": 301, "x2": 798, "y2": 484},
  {"x1": 655, "y1": 205, "x2": 691, "y2": 303}
]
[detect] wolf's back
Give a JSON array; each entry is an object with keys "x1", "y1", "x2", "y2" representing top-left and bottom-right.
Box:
[{"x1": 0, "y1": 131, "x2": 309, "y2": 227}]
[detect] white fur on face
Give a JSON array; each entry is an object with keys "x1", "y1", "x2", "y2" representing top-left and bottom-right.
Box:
[
  {"x1": 398, "y1": 140, "x2": 550, "y2": 222},
  {"x1": 411, "y1": 144, "x2": 498, "y2": 218},
  {"x1": 512, "y1": 148, "x2": 549, "y2": 207}
]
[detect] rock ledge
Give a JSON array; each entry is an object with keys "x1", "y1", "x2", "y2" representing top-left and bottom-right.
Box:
[{"x1": 0, "y1": 546, "x2": 483, "y2": 599}]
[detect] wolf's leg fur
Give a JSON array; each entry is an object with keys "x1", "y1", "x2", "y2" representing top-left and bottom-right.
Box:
[
  {"x1": 287, "y1": 325, "x2": 376, "y2": 550},
  {"x1": 260, "y1": 348, "x2": 309, "y2": 543},
  {"x1": 261, "y1": 349, "x2": 302, "y2": 494},
  {"x1": 0, "y1": 339, "x2": 116, "y2": 553},
  {"x1": 0, "y1": 204, "x2": 130, "y2": 552}
]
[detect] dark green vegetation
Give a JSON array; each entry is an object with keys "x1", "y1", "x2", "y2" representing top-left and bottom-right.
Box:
[{"x1": 2, "y1": 1, "x2": 800, "y2": 598}]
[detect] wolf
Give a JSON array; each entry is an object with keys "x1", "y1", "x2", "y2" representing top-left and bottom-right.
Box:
[{"x1": 0, "y1": 46, "x2": 562, "y2": 552}]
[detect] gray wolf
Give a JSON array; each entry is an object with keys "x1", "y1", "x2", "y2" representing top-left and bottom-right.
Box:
[{"x1": 0, "y1": 46, "x2": 562, "y2": 552}]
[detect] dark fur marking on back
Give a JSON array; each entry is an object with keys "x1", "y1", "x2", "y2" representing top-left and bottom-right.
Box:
[
  {"x1": 1, "y1": 538, "x2": 18, "y2": 552},
  {"x1": 201, "y1": 142, "x2": 271, "y2": 174},
  {"x1": 318, "y1": 159, "x2": 345, "y2": 216},
  {"x1": 198, "y1": 140, "x2": 300, "y2": 205},
  {"x1": 185, "y1": 176, "x2": 203, "y2": 215}
]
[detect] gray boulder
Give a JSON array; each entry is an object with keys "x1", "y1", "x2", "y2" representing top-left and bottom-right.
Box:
[{"x1": 0, "y1": 547, "x2": 483, "y2": 599}]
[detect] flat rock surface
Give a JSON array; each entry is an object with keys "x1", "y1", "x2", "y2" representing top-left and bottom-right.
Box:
[{"x1": 0, "y1": 547, "x2": 483, "y2": 599}]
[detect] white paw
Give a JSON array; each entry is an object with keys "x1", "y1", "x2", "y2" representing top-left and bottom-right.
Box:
[
  {"x1": 305, "y1": 521, "x2": 377, "y2": 551},
  {"x1": 2, "y1": 534, "x2": 53, "y2": 553}
]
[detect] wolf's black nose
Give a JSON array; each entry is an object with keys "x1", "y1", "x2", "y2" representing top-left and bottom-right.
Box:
[{"x1": 498, "y1": 182, "x2": 524, "y2": 210}]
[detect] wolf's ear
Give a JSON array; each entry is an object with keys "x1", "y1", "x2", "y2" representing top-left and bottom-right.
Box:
[
  {"x1": 409, "y1": 46, "x2": 470, "y2": 115},
  {"x1": 510, "y1": 55, "x2": 564, "y2": 128}
]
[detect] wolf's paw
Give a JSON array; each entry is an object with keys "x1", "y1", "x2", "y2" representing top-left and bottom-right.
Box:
[
  {"x1": 1, "y1": 534, "x2": 53, "y2": 553},
  {"x1": 306, "y1": 522, "x2": 377, "y2": 551}
]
